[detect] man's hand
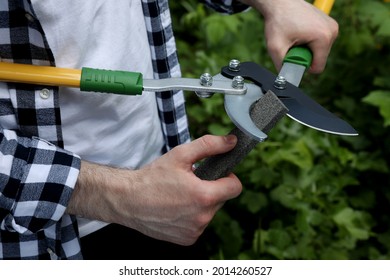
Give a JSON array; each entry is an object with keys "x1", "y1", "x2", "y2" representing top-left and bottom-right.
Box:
[
  {"x1": 240, "y1": 0, "x2": 339, "y2": 73},
  {"x1": 67, "y1": 135, "x2": 242, "y2": 245}
]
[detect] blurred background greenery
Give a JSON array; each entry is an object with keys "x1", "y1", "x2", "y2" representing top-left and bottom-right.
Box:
[{"x1": 169, "y1": 0, "x2": 390, "y2": 259}]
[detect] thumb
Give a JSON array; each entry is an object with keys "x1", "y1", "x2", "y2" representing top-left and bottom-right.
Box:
[{"x1": 173, "y1": 135, "x2": 237, "y2": 165}]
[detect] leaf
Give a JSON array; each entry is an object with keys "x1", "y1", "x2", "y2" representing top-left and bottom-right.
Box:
[
  {"x1": 252, "y1": 229, "x2": 265, "y2": 256},
  {"x1": 266, "y1": 139, "x2": 313, "y2": 169},
  {"x1": 377, "y1": 18, "x2": 390, "y2": 36},
  {"x1": 270, "y1": 184, "x2": 308, "y2": 211},
  {"x1": 204, "y1": 16, "x2": 226, "y2": 45},
  {"x1": 358, "y1": 2, "x2": 390, "y2": 28},
  {"x1": 320, "y1": 248, "x2": 349, "y2": 260},
  {"x1": 248, "y1": 166, "x2": 279, "y2": 188},
  {"x1": 348, "y1": 227, "x2": 370, "y2": 240},
  {"x1": 268, "y1": 228, "x2": 292, "y2": 250},
  {"x1": 333, "y1": 208, "x2": 371, "y2": 240},
  {"x1": 211, "y1": 211, "x2": 243, "y2": 258},
  {"x1": 373, "y1": 77, "x2": 390, "y2": 88},
  {"x1": 363, "y1": 90, "x2": 390, "y2": 126},
  {"x1": 354, "y1": 151, "x2": 389, "y2": 173},
  {"x1": 223, "y1": 14, "x2": 241, "y2": 34},
  {"x1": 345, "y1": 29, "x2": 376, "y2": 56},
  {"x1": 239, "y1": 190, "x2": 268, "y2": 214},
  {"x1": 207, "y1": 123, "x2": 230, "y2": 135}
]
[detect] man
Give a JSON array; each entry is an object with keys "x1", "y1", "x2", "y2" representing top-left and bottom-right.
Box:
[{"x1": 0, "y1": 0, "x2": 338, "y2": 259}]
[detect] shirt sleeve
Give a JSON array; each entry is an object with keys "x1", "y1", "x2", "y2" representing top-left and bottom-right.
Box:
[
  {"x1": 0, "y1": 128, "x2": 81, "y2": 235},
  {"x1": 202, "y1": 0, "x2": 249, "y2": 14}
]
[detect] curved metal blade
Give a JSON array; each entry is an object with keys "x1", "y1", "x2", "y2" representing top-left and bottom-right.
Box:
[
  {"x1": 282, "y1": 97, "x2": 358, "y2": 136},
  {"x1": 221, "y1": 62, "x2": 358, "y2": 136},
  {"x1": 223, "y1": 80, "x2": 267, "y2": 142},
  {"x1": 279, "y1": 62, "x2": 358, "y2": 136}
]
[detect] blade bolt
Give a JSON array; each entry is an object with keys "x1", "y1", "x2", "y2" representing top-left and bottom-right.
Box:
[
  {"x1": 199, "y1": 73, "x2": 213, "y2": 87},
  {"x1": 229, "y1": 59, "x2": 241, "y2": 72},
  {"x1": 232, "y1": 76, "x2": 245, "y2": 89},
  {"x1": 195, "y1": 91, "x2": 214, "y2": 98},
  {"x1": 197, "y1": 73, "x2": 214, "y2": 98},
  {"x1": 274, "y1": 75, "x2": 287, "y2": 90}
]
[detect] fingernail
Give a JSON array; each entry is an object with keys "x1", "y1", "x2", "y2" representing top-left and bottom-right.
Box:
[{"x1": 225, "y1": 135, "x2": 237, "y2": 145}]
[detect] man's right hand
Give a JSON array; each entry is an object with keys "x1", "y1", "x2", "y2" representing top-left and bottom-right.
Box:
[
  {"x1": 67, "y1": 135, "x2": 242, "y2": 245},
  {"x1": 239, "y1": 0, "x2": 339, "y2": 73}
]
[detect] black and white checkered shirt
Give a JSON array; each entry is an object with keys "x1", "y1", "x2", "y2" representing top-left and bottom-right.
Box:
[{"x1": 0, "y1": 0, "x2": 247, "y2": 259}]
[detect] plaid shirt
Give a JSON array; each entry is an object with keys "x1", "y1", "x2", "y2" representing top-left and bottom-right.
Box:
[{"x1": 0, "y1": 0, "x2": 247, "y2": 259}]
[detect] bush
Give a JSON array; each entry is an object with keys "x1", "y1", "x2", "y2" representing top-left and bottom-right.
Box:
[{"x1": 170, "y1": 0, "x2": 390, "y2": 259}]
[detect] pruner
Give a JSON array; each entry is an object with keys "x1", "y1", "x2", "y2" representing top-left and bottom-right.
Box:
[
  {"x1": 0, "y1": 58, "x2": 357, "y2": 141},
  {"x1": 222, "y1": 60, "x2": 358, "y2": 140}
]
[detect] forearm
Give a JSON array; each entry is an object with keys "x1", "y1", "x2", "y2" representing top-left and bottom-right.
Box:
[{"x1": 66, "y1": 160, "x2": 138, "y2": 226}]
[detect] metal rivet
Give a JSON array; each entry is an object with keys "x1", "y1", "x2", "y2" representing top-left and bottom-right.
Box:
[
  {"x1": 273, "y1": 75, "x2": 287, "y2": 90},
  {"x1": 229, "y1": 59, "x2": 241, "y2": 72},
  {"x1": 39, "y1": 88, "x2": 50, "y2": 99},
  {"x1": 199, "y1": 73, "x2": 213, "y2": 87},
  {"x1": 197, "y1": 73, "x2": 214, "y2": 98},
  {"x1": 195, "y1": 91, "x2": 214, "y2": 98},
  {"x1": 232, "y1": 76, "x2": 245, "y2": 89}
]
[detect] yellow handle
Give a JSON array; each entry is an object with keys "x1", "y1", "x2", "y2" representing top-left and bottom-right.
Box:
[
  {"x1": 313, "y1": 0, "x2": 335, "y2": 15},
  {"x1": 0, "y1": 62, "x2": 81, "y2": 88}
]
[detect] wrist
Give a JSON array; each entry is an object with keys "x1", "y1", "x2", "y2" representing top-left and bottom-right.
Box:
[{"x1": 238, "y1": 0, "x2": 302, "y2": 18}]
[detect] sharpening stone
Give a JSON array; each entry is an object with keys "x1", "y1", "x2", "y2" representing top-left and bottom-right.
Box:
[{"x1": 194, "y1": 90, "x2": 288, "y2": 180}]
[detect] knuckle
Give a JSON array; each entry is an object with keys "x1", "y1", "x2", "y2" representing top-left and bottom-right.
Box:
[
  {"x1": 323, "y1": 20, "x2": 339, "y2": 42},
  {"x1": 330, "y1": 18, "x2": 339, "y2": 31},
  {"x1": 196, "y1": 190, "x2": 217, "y2": 207},
  {"x1": 331, "y1": 20, "x2": 339, "y2": 39},
  {"x1": 170, "y1": 143, "x2": 184, "y2": 156},
  {"x1": 199, "y1": 134, "x2": 216, "y2": 151},
  {"x1": 266, "y1": 41, "x2": 282, "y2": 56}
]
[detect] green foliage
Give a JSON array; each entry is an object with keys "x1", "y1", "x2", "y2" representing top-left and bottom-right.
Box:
[
  {"x1": 170, "y1": 0, "x2": 390, "y2": 260},
  {"x1": 363, "y1": 90, "x2": 390, "y2": 126}
]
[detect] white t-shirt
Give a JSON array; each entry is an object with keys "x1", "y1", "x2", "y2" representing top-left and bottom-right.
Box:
[{"x1": 31, "y1": 0, "x2": 165, "y2": 236}]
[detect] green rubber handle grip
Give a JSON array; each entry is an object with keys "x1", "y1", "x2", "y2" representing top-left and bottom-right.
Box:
[
  {"x1": 283, "y1": 46, "x2": 313, "y2": 68},
  {"x1": 80, "y1": 67, "x2": 143, "y2": 95}
]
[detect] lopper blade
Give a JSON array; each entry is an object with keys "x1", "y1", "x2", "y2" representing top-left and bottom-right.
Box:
[
  {"x1": 278, "y1": 62, "x2": 358, "y2": 136},
  {"x1": 221, "y1": 62, "x2": 358, "y2": 136}
]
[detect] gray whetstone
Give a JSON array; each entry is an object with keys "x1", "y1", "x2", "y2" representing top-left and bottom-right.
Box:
[{"x1": 194, "y1": 90, "x2": 288, "y2": 180}]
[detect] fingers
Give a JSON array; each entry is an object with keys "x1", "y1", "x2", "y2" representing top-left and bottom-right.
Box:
[
  {"x1": 308, "y1": 42, "x2": 330, "y2": 74},
  {"x1": 266, "y1": 23, "x2": 338, "y2": 74},
  {"x1": 197, "y1": 174, "x2": 242, "y2": 203},
  {"x1": 172, "y1": 134, "x2": 238, "y2": 166},
  {"x1": 169, "y1": 134, "x2": 242, "y2": 204},
  {"x1": 260, "y1": 0, "x2": 339, "y2": 74},
  {"x1": 266, "y1": 36, "x2": 290, "y2": 72},
  {"x1": 208, "y1": 173, "x2": 243, "y2": 201},
  {"x1": 308, "y1": 19, "x2": 338, "y2": 74},
  {"x1": 151, "y1": 134, "x2": 242, "y2": 202}
]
